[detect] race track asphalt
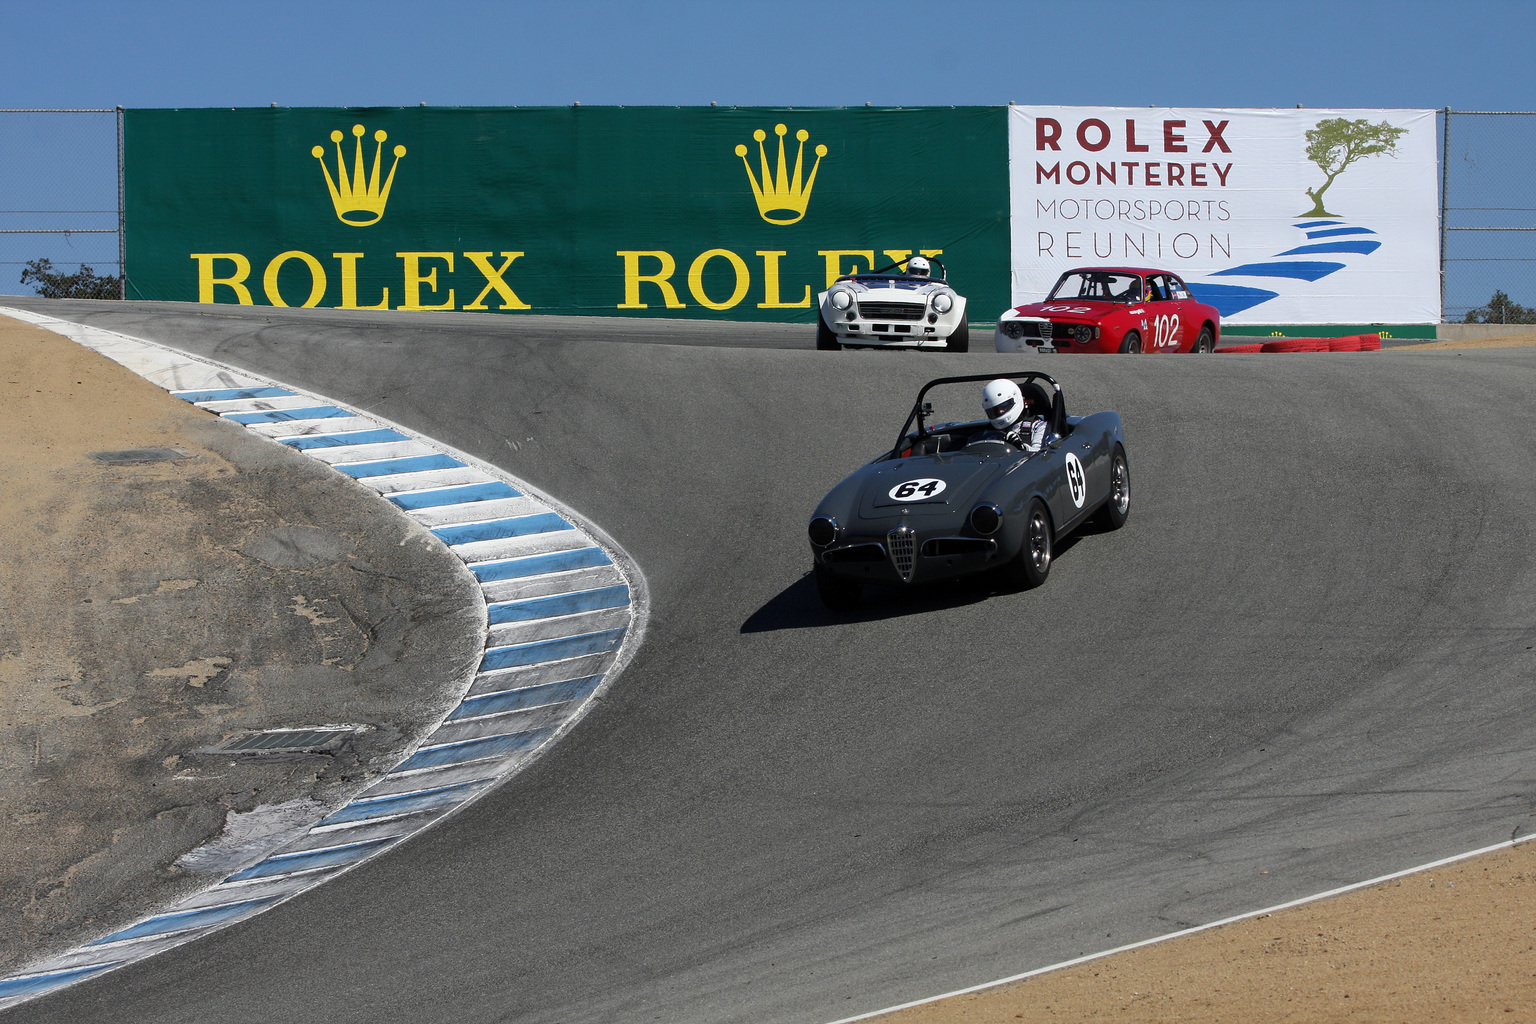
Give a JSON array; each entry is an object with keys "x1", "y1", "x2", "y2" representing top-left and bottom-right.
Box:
[{"x1": 6, "y1": 298, "x2": 1535, "y2": 1024}]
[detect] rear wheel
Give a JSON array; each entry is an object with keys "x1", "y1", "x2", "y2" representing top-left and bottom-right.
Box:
[
  {"x1": 814, "y1": 563, "x2": 861, "y2": 610},
  {"x1": 1192, "y1": 326, "x2": 1215, "y2": 353},
  {"x1": 943, "y1": 313, "x2": 970, "y2": 352},
  {"x1": 1118, "y1": 330, "x2": 1142, "y2": 354},
  {"x1": 816, "y1": 315, "x2": 840, "y2": 351},
  {"x1": 1095, "y1": 446, "x2": 1130, "y2": 530},
  {"x1": 1002, "y1": 499, "x2": 1053, "y2": 590}
]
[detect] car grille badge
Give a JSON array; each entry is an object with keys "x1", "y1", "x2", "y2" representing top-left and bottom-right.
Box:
[{"x1": 887, "y1": 525, "x2": 916, "y2": 582}]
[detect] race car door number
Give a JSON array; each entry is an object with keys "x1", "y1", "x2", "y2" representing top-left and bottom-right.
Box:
[
  {"x1": 1064, "y1": 453, "x2": 1087, "y2": 508},
  {"x1": 1152, "y1": 312, "x2": 1182, "y2": 349}
]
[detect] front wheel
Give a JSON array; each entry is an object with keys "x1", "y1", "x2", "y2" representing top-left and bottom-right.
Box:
[
  {"x1": 1118, "y1": 330, "x2": 1142, "y2": 354},
  {"x1": 1095, "y1": 446, "x2": 1130, "y2": 530},
  {"x1": 816, "y1": 315, "x2": 840, "y2": 351},
  {"x1": 814, "y1": 563, "x2": 861, "y2": 610},
  {"x1": 1192, "y1": 326, "x2": 1215, "y2": 353},
  {"x1": 1002, "y1": 498, "x2": 1053, "y2": 590},
  {"x1": 943, "y1": 313, "x2": 970, "y2": 352}
]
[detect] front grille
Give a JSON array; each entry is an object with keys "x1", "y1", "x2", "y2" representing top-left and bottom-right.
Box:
[
  {"x1": 887, "y1": 526, "x2": 916, "y2": 582},
  {"x1": 859, "y1": 301, "x2": 926, "y2": 321},
  {"x1": 1002, "y1": 320, "x2": 1048, "y2": 340}
]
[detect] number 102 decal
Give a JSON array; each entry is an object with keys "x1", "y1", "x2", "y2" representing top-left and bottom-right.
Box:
[{"x1": 1152, "y1": 313, "x2": 1182, "y2": 349}]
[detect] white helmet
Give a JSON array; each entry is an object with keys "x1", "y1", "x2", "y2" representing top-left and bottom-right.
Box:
[
  {"x1": 982, "y1": 378, "x2": 1024, "y2": 430},
  {"x1": 907, "y1": 255, "x2": 931, "y2": 277}
]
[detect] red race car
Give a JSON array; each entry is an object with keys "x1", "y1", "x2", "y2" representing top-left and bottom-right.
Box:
[{"x1": 995, "y1": 267, "x2": 1220, "y2": 354}]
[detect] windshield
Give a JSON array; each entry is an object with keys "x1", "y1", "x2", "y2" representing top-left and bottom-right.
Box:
[
  {"x1": 899, "y1": 379, "x2": 1051, "y2": 445},
  {"x1": 1047, "y1": 271, "x2": 1143, "y2": 303}
]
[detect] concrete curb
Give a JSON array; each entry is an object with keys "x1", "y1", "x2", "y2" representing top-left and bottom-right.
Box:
[{"x1": 0, "y1": 308, "x2": 649, "y2": 1008}]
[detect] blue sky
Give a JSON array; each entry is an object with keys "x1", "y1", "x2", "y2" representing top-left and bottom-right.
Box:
[
  {"x1": 3, "y1": 0, "x2": 1533, "y2": 110},
  {"x1": 3, "y1": 0, "x2": 1532, "y2": 309}
]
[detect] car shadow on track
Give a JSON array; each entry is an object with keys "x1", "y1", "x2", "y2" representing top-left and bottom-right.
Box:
[
  {"x1": 740, "y1": 574, "x2": 989, "y2": 632},
  {"x1": 741, "y1": 531, "x2": 1099, "y2": 633}
]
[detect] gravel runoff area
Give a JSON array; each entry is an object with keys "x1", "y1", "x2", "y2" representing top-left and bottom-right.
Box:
[
  {"x1": 854, "y1": 841, "x2": 1536, "y2": 1023},
  {"x1": 0, "y1": 313, "x2": 484, "y2": 975}
]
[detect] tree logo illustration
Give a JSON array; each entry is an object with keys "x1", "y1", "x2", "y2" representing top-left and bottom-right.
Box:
[{"x1": 1301, "y1": 118, "x2": 1407, "y2": 218}]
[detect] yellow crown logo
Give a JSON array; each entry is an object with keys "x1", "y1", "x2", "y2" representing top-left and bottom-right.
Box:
[
  {"x1": 311, "y1": 124, "x2": 406, "y2": 227},
  {"x1": 735, "y1": 124, "x2": 827, "y2": 226}
]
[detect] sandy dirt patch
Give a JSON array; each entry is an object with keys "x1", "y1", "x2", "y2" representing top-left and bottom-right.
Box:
[
  {"x1": 864, "y1": 843, "x2": 1536, "y2": 1022},
  {"x1": 1393, "y1": 332, "x2": 1536, "y2": 351},
  {"x1": 0, "y1": 314, "x2": 483, "y2": 972}
]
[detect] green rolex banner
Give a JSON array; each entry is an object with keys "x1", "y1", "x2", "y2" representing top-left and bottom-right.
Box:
[{"x1": 123, "y1": 106, "x2": 1010, "y2": 323}]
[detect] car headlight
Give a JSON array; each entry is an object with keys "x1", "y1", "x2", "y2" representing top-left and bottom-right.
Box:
[
  {"x1": 932, "y1": 293, "x2": 953, "y2": 314},
  {"x1": 970, "y1": 503, "x2": 1002, "y2": 536},
  {"x1": 808, "y1": 516, "x2": 838, "y2": 547},
  {"x1": 1002, "y1": 321, "x2": 1022, "y2": 339},
  {"x1": 830, "y1": 289, "x2": 853, "y2": 310}
]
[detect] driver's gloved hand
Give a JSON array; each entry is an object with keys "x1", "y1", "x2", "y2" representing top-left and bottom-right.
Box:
[{"x1": 1004, "y1": 430, "x2": 1024, "y2": 448}]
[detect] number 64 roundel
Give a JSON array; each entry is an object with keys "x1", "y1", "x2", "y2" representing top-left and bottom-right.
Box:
[{"x1": 888, "y1": 478, "x2": 947, "y2": 501}]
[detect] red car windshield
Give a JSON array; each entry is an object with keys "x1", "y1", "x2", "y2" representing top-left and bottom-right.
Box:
[{"x1": 1047, "y1": 271, "x2": 1142, "y2": 303}]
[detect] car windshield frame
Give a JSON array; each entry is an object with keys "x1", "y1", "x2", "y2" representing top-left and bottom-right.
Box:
[
  {"x1": 1047, "y1": 271, "x2": 1144, "y2": 304},
  {"x1": 892, "y1": 372, "x2": 1063, "y2": 458}
]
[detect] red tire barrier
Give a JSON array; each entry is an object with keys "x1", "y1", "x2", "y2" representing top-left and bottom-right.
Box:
[
  {"x1": 1261, "y1": 338, "x2": 1327, "y2": 353},
  {"x1": 1219, "y1": 334, "x2": 1382, "y2": 354}
]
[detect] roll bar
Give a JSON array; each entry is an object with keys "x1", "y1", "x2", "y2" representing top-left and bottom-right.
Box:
[
  {"x1": 836, "y1": 255, "x2": 948, "y2": 284},
  {"x1": 892, "y1": 371, "x2": 1066, "y2": 457}
]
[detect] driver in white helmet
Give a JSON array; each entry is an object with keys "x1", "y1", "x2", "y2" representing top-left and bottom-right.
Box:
[
  {"x1": 907, "y1": 255, "x2": 931, "y2": 278},
  {"x1": 978, "y1": 378, "x2": 1048, "y2": 453}
]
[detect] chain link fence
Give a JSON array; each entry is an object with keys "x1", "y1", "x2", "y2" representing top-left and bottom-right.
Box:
[
  {"x1": 0, "y1": 109, "x2": 122, "y2": 299},
  {"x1": 1441, "y1": 109, "x2": 1536, "y2": 324}
]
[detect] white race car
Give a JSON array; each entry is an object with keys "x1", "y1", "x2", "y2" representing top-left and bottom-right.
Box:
[{"x1": 816, "y1": 256, "x2": 969, "y2": 352}]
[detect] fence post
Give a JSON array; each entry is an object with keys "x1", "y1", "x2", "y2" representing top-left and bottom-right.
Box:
[
  {"x1": 1439, "y1": 107, "x2": 1450, "y2": 326},
  {"x1": 117, "y1": 105, "x2": 125, "y2": 300}
]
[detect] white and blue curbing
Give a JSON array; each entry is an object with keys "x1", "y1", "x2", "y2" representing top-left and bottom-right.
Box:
[{"x1": 0, "y1": 308, "x2": 647, "y2": 1008}]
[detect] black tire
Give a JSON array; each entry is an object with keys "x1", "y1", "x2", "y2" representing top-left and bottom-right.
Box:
[
  {"x1": 943, "y1": 313, "x2": 970, "y2": 352},
  {"x1": 814, "y1": 563, "x2": 861, "y2": 610},
  {"x1": 816, "y1": 315, "x2": 840, "y2": 351},
  {"x1": 1002, "y1": 498, "x2": 1053, "y2": 590},
  {"x1": 1118, "y1": 330, "x2": 1142, "y2": 354},
  {"x1": 1192, "y1": 326, "x2": 1215, "y2": 353},
  {"x1": 1095, "y1": 445, "x2": 1130, "y2": 530}
]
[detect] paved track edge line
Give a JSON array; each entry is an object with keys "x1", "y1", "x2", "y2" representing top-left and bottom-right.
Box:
[{"x1": 822, "y1": 833, "x2": 1532, "y2": 1024}]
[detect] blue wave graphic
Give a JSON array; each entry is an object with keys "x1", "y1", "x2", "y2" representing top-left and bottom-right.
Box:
[
  {"x1": 1210, "y1": 261, "x2": 1345, "y2": 282},
  {"x1": 1185, "y1": 283, "x2": 1280, "y2": 316},
  {"x1": 1276, "y1": 240, "x2": 1381, "y2": 257},
  {"x1": 1304, "y1": 226, "x2": 1376, "y2": 239},
  {"x1": 1191, "y1": 219, "x2": 1383, "y2": 318}
]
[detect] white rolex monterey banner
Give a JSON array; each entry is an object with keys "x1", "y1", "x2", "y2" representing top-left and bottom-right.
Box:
[{"x1": 1008, "y1": 106, "x2": 1439, "y2": 324}]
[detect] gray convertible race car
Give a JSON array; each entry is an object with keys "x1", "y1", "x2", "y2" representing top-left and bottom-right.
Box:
[{"x1": 807, "y1": 372, "x2": 1129, "y2": 609}]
